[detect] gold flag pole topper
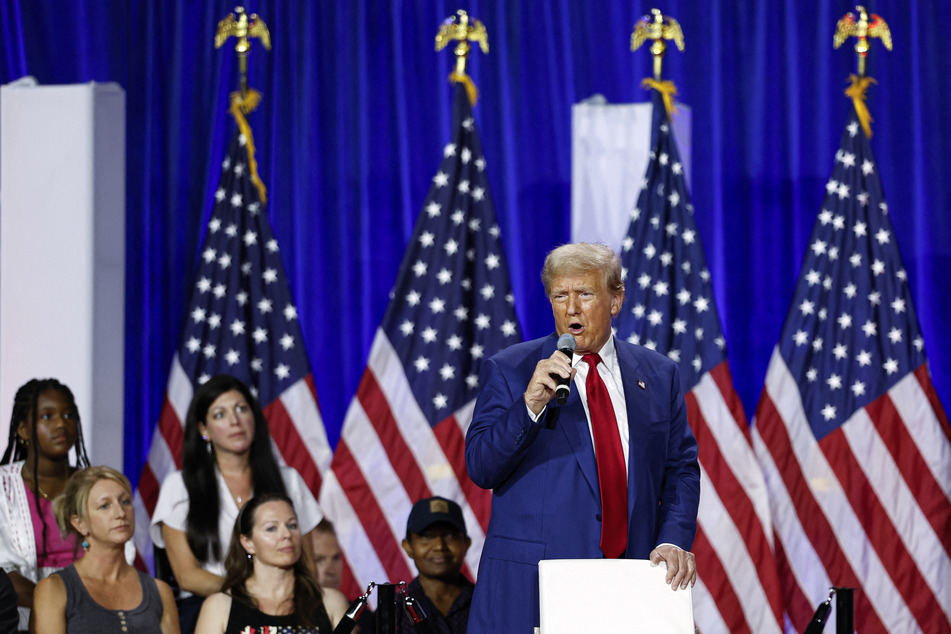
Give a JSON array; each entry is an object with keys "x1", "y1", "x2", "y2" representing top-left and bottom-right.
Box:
[
  {"x1": 435, "y1": 10, "x2": 488, "y2": 105},
  {"x1": 631, "y1": 8, "x2": 684, "y2": 119},
  {"x1": 833, "y1": 5, "x2": 892, "y2": 138},
  {"x1": 215, "y1": 6, "x2": 272, "y2": 202}
]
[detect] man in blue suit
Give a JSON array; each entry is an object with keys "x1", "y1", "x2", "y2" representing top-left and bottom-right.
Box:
[{"x1": 465, "y1": 243, "x2": 700, "y2": 632}]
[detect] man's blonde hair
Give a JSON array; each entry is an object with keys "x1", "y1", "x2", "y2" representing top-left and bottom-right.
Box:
[{"x1": 541, "y1": 243, "x2": 625, "y2": 297}]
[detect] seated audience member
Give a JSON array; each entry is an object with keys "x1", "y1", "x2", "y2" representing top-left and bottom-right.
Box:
[
  {"x1": 311, "y1": 519, "x2": 343, "y2": 590},
  {"x1": 311, "y1": 519, "x2": 375, "y2": 632},
  {"x1": 194, "y1": 493, "x2": 348, "y2": 633},
  {"x1": 0, "y1": 379, "x2": 90, "y2": 630},
  {"x1": 32, "y1": 466, "x2": 179, "y2": 633},
  {"x1": 0, "y1": 569, "x2": 18, "y2": 634},
  {"x1": 399, "y1": 497, "x2": 473, "y2": 633},
  {"x1": 150, "y1": 375, "x2": 323, "y2": 631}
]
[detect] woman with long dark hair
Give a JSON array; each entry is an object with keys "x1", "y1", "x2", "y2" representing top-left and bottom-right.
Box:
[
  {"x1": 150, "y1": 375, "x2": 322, "y2": 630},
  {"x1": 0, "y1": 378, "x2": 90, "y2": 630},
  {"x1": 194, "y1": 493, "x2": 348, "y2": 633}
]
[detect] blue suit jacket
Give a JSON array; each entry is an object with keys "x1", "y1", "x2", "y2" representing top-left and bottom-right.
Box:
[{"x1": 465, "y1": 334, "x2": 700, "y2": 633}]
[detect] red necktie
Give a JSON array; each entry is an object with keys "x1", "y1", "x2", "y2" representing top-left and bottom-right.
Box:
[{"x1": 582, "y1": 353, "x2": 628, "y2": 558}]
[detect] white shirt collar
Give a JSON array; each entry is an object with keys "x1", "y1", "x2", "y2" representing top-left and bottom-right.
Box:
[{"x1": 572, "y1": 335, "x2": 618, "y2": 371}]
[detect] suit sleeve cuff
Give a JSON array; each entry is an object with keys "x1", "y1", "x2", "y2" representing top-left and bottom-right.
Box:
[{"x1": 526, "y1": 402, "x2": 546, "y2": 423}]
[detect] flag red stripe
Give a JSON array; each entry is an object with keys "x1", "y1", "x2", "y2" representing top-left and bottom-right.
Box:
[
  {"x1": 708, "y1": 363, "x2": 752, "y2": 437},
  {"x1": 157, "y1": 399, "x2": 184, "y2": 469},
  {"x1": 865, "y1": 392, "x2": 951, "y2": 557},
  {"x1": 702, "y1": 362, "x2": 784, "y2": 629},
  {"x1": 773, "y1": 538, "x2": 816, "y2": 633},
  {"x1": 305, "y1": 373, "x2": 322, "y2": 411},
  {"x1": 821, "y1": 426, "x2": 943, "y2": 629},
  {"x1": 357, "y1": 370, "x2": 432, "y2": 504},
  {"x1": 137, "y1": 464, "x2": 161, "y2": 514},
  {"x1": 915, "y1": 365, "x2": 951, "y2": 442},
  {"x1": 338, "y1": 550, "x2": 362, "y2": 603},
  {"x1": 132, "y1": 550, "x2": 148, "y2": 573},
  {"x1": 264, "y1": 398, "x2": 323, "y2": 494},
  {"x1": 331, "y1": 439, "x2": 414, "y2": 583},
  {"x1": 685, "y1": 389, "x2": 783, "y2": 622},
  {"x1": 432, "y1": 415, "x2": 491, "y2": 534},
  {"x1": 686, "y1": 393, "x2": 771, "y2": 565},
  {"x1": 756, "y1": 392, "x2": 887, "y2": 633},
  {"x1": 692, "y1": 526, "x2": 751, "y2": 634}
]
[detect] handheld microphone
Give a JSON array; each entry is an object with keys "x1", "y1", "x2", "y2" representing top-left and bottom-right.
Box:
[{"x1": 555, "y1": 333, "x2": 576, "y2": 405}]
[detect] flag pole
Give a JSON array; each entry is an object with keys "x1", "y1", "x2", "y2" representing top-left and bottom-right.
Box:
[
  {"x1": 832, "y1": 5, "x2": 892, "y2": 138},
  {"x1": 631, "y1": 8, "x2": 684, "y2": 119},
  {"x1": 214, "y1": 6, "x2": 271, "y2": 202},
  {"x1": 435, "y1": 9, "x2": 488, "y2": 105}
]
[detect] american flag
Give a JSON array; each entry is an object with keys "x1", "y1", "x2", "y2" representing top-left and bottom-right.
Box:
[
  {"x1": 318, "y1": 83, "x2": 521, "y2": 599},
  {"x1": 751, "y1": 107, "x2": 951, "y2": 632},
  {"x1": 133, "y1": 115, "x2": 332, "y2": 566},
  {"x1": 614, "y1": 88, "x2": 784, "y2": 633}
]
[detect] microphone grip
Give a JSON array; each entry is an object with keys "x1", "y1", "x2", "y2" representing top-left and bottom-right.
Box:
[{"x1": 554, "y1": 344, "x2": 573, "y2": 405}]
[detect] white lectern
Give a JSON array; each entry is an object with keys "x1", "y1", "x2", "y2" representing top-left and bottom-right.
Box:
[
  {"x1": 538, "y1": 559, "x2": 694, "y2": 633},
  {"x1": 571, "y1": 98, "x2": 691, "y2": 253},
  {"x1": 0, "y1": 80, "x2": 125, "y2": 469}
]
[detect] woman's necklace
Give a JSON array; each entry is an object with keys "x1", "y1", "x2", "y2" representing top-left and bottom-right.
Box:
[
  {"x1": 222, "y1": 471, "x2": 251, "y2": 507},
  {"x1": 24, "y1": 468, "x2": 70, "y2": 501},
  {"x1": 23, "y1": 474, "x2": 52, "y2": 500}
]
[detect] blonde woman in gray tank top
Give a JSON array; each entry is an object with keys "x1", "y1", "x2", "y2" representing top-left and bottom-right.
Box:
[{"x1": 31, "y1": 466, "x2": 179, "y2": 633}]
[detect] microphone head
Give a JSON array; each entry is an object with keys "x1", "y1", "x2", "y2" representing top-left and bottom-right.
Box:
[{"x1": 557, "y1": 333, "x2": 576, "y2": 355}]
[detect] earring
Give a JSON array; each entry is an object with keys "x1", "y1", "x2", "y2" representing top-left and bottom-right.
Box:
[
  {"x1": 81, "y1": 539, "x2": 89, "y2": 551},
  {"x1": 18, "y1": 437, "x2": 28, "y2": 447},
  {"x1": 247, "y1": 552, "x2": 253, "y2": 561},
  {"x1": 202, "y1": 434, "x2": 212, "y2": 454}
]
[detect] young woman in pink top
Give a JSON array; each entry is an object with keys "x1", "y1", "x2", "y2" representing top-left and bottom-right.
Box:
[{"x1": 0, "y1": 378, "x2": 91, "y2": 629}]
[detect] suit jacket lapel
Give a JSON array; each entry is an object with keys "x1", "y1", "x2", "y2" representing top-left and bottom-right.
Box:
[{"x1": 543, "y1": 333, "x2": 600, "y2": 500}]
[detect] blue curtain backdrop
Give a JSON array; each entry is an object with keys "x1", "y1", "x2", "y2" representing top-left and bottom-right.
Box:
[{"x1": 0, "y1": 1, "x2": 948, "y2": 481}]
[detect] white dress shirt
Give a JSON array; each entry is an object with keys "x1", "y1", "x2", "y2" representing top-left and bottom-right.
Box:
[
  {"x1": 571, "y1": 336, "x2": 630, "y2": 475},
  {"x1": 528, "y1": 336, "x2": 630, "y2": 474}
]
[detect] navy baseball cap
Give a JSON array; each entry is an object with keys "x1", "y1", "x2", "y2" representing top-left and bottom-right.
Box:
[{"x1": 406, "y1": 496, "x2": 467, "y2": 537}]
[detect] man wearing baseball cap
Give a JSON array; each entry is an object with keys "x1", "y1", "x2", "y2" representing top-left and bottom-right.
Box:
[{"x1": 399, "y1": 496, "x2": 473, "y2": 633}]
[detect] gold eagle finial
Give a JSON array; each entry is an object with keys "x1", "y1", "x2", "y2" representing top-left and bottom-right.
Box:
[
  {"x1": 436, "y1": 10, "x2": 489, "y2": 105},
  {"x1": 833, "y1": 5, "x2": 892, "y2": 77},
  {"x1": 215, "y1": 7, "x2": 271, "y2": 99},
  {"x1": 631, "y1": 9, "x2": 684, "y2": 80},
  {"x1": 435, "y1": 10, "x2": 488, "y2": 76},
  {"x1": 215, "y1": 6, "x2": 271, "y2": 52},
  {"x1": 213, "y1": 6, "x2": 271, "y2": 202}
]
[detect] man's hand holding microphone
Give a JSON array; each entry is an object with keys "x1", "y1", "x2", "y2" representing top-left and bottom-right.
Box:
[{"x1": 524, "y1": 334, "x2": 577, "y2": 416}]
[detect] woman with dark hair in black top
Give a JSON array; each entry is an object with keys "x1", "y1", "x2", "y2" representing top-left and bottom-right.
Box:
[{"x1": 194, "y1": 493, "x2": 348, "y2": 633}]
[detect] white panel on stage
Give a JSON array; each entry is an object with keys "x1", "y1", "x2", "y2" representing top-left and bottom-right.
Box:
[
  {"x1": 0, "y1": 79, "x2": 125, "y2": 469},
  {"x1": 538, "y1": 558, "x2": 694, "y2": 633},
  {"x1": 572, "y1": 97, "x2": 691, "y2": 252}
]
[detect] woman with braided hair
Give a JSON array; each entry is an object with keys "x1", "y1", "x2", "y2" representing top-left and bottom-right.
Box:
[{"x1": 0, "y1": 378, "x2": 90, "y2": 630}]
